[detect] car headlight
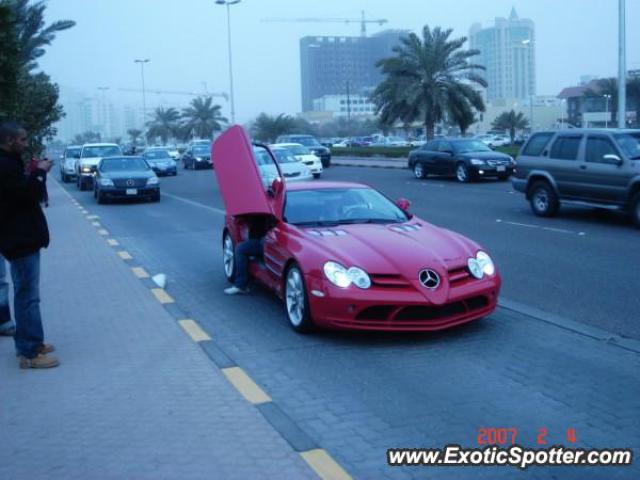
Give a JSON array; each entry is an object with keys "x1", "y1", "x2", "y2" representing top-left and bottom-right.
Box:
[
  {"x1": 467, "y1": 251, "x2": 495, "y2": 279},
  {"x1": 147, "y1": 177, "x2": 159, "y2": 185},
  {"x1": 195, "y1": 156, "x2": 203, "y2": 161},
  {"x1": 99, "y1": 178, "x2": 114, "y2": 186},
  {"x1": 81, "y1": 166, "x2": 92, "y2": 173},
  {"x1": 470, "y1": 159, "x2": 485, "y2": 166},
  {"x1": 323, "y1": 262, "x2": 371, "y2": 289}
]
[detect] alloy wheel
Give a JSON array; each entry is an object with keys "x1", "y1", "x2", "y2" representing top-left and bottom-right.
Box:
[
  {"x1": 456, "y1": 164, "x2": 468, "y2": 183},
  {"x1": 223, "y1": 234, "x2": 235, "y2": 279},
  {"x1": 285, "y1": 268, "x2": 305, "y2": 328}
]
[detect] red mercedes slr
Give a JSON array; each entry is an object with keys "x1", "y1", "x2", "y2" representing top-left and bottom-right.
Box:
[{"x1": 213, "y1": 126, "x2": 501, "y2": 332}]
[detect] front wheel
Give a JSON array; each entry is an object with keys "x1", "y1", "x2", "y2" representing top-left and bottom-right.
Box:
[
  {"x1": 413, "y1": 162, "x2": 427, "y2": 179},
  {"x1": 529, "y1": 181, "x2": 559, "y2": 217},
  {"x1": 455, "y1": 163, "x2": 470, "y2": 183},
  {"x1": 284, "y1": 264, "x2": 314, "y2": 333},
  {"x1": 222, "y1": 232, "x2": 236, "y2": 283}
]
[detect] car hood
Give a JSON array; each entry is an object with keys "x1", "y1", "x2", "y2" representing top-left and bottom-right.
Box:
[
  {"x1": 100, "y1": 170, "x2": 155, "y2": 179},
  {"x1": 296, "y1": 218, "x2": 482, "y2": 304},
  {"x1": 79, "y1": 157, "x2": 104, "y2": 166},
  {"x1": 458, "y1": 151, "x2": 512, "y2": 160}
]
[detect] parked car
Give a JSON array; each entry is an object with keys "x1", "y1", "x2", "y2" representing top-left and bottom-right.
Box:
[
  {"x1": 181, "y1": 144, "x2": 212, "y2": 169},
  {"x1": 142, "y1": 147, "x2": 178, "y2": 176},
  {"x1": 332, "y1": 139, "x2": 349, "y2": 148},
  {"x1": 166, "y1": 145, "x2": 180, "y2": 160},
  {"x1": 512, "y1": 129, "x2": 640, "y2": 226},
  {"x1": 213, "y1": 126, "x2": 501, "y2": 332},
  {"x1": 408, "y1": 138, "x2": 515, "y2": 182},
  {"x1": 59, "y1": 145, "x2": 82, "y2": 183},
  {"x1": 270, "y1": 143, "x2": 323, "y2": 178},
  {"x1": 267, "y1": 146, "x2": 314, "y2": 183},
  {"x1": 93, "y1": 156, "x2": 160, "y2": 203},
  {"x1": 489, "y1": 135, "x2": 511, "y2": 148},
  {"x1": 275, "y1": 134, "x2": 331, "y2": 167},
  {"x1": 76, "y1": 143, "x2": 123, "y2": 191},
  {"x1": 371, "y1": 136, "x2": 411, "y2": 147}
]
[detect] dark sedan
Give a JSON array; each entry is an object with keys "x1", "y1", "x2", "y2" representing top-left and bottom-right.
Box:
[
  {"x1": 181, "y1": 144, "x2": 212, "y2": 170},
  {"x1": 94, "y1": 156, "x2": 160, "y2": 203},
  {"x1": 142, "y1": 148, "x2": 178, "y2": 176},
  {"x1": 408, "y1": 138, "x2": 515, "y2": 182}
]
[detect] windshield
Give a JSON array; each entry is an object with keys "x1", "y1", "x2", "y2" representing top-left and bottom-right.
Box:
[
  {"x1": 614, "y1": 133, "x2": 640, "y2": 159},
  {"x1": 293, "y1": 136, "x2": 320, "y2": 147},
  {"x1": 284, "y1": 188, "x2": 408, "y2": 226},
  {"x1": 100, "y1": 157, "x2": 150, "y2": 172},
  {"x1": 272, "y1": 149, "x2": 300, "y2": 164},
  {"x1": 286, "y1": 144, "x2": 310, "y2": 156},
  {"x1": 192, "y1": 146, "x2": 209, "y2": 155},
  {"x1": 65, "y1": 147, "x2": 81, "y2": 158},
  {"x1": 453, "y1": 140, "x2": 492, "y2": 153},
  {"x1": 82, "y1": 145, "x2": 122, "y2": 158},
  {"x1": 144, "y1": 149, "x2": 172, "y2": 159}
]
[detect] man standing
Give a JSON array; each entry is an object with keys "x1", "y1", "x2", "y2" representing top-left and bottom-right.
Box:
[{"x1": 0, "y1": 122, "x2": 58, "y2": 368}]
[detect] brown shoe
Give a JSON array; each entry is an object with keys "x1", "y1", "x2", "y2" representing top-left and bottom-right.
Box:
[
  {"x1": 19, "y1": 353, "x2": 60, "y2": 369},
  {"x1": 39, "y1": 343, "x2": 55, "y2": 354}
]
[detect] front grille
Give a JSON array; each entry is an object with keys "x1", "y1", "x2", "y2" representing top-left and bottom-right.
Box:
[
  {"x1": 113, "y1": 178, "x2": 147, "y2": 188},
  {"x1": 448, "y1": 266, "x2": 471, "y2": 285},
  {"x1": 370, "y1": 274, "x2": 410, "y2": 288},
  {"x1": 487, "y1": 160, "x2": 510, "y2": 166},
  {"x1": 355, "y1": 295, "x2": 489, "y2": 323}
]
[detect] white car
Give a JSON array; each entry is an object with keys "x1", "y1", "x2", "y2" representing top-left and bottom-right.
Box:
[
  {"x1": 489, "y1": 135, "x2": 511, "y2": 147},
  {"x1": 254, "y1": 147, "x2": 312, "y2": 186},
  {"x1": 270, "y1": 143, "x2": 323, "y2": 178},
  {"x1": 76, "y1": 143, "x2": 122, "y2": 191}
]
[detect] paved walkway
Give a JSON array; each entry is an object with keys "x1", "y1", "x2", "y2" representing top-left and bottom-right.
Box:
[{"x1": 0, "y1": 180, "x2": 317, "y2": 479}]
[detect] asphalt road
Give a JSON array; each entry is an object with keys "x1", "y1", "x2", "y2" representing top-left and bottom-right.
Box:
[{"x1": 58, "y1": 166, "x2": 640, "y2": 479}]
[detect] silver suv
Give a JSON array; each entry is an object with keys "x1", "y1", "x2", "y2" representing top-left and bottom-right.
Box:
[{"x1": 512, "y1": 129, "x2": 640, "y2": 227}]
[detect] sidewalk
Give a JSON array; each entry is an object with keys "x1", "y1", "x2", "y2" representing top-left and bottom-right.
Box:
[
  {"x1": 331, "y1": 156, "x2": 406, "y2": 169},
  {"x1": 0, "y1": 180, "x2": 317, "y2": 479}
]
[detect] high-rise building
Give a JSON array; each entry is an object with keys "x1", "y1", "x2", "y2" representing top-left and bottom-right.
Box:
[
  {"x1": 299, "y1": 30, "x2": 408, "y2": 112},
  {"x1": 469, "y1": 8, "x2": 535, "y2": 102}
]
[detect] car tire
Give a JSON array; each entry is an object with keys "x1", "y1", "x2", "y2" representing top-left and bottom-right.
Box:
[
  {"x1": 222, "y1": 231, "x2": 236, "y2": 283},
  {"x1": 152, "y1": 192, "x2": 161, "y2": 202},
  {"x1": 497, "y1": 174, "x2": 510, "y2": 181},
  {"x1": 413, "y1": 162, "x2": 427, "y2": 179},
  {"x1": 313, "y1": 173, "x2": 321, "y2": 179},
  {"x1": 630, "y1": 191, "x2": 640, "y2": 228},
  {"x1": 529, "y1": 181, "x2": 559, "y2": 217},
  {"x1": 78, "y1": 177, "x2": 86, "y2": 191},
  {"x1": 284, "y1": 263, "x2": 314, "y2": 333},
  {"x1": 61, "y1": 171, "x2": 66, "y2": 183},
  {"x1": 455, "y1": 162, "x2": 470, "y2": 183},
  {"x1": 96, "y1": 190, "x2": 105, "y2": 204}
]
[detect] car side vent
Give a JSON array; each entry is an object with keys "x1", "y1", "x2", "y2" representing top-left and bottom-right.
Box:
[
  {"x1": 391, "y1": 224, "x2": 422, "y2": 233},
  {"x1": 309, "y1": 229, "x2": 348, "y2": 237}
]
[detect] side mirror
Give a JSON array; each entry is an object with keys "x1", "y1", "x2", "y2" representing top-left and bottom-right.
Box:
[
  {"x1": 396, "y1": 198, "x2": 411, "y2": 211},
  {"x1": 603, "y1": 154, "x2": 623, "y2": 166}
]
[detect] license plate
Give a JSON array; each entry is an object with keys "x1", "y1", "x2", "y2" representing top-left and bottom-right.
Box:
[
  {"x1": 497, "y1": 166, "x2": 506, "y2": 172},
  {"x1": 126, "y1": 188, "x2": 137, "y2": 195}
]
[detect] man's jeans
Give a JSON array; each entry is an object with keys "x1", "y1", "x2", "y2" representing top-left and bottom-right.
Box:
[
  {"x1": 234, "y1": 239, "x2": 264, "y2": 289},
  {"x1": 10, "y1": 252, "x2": 44, "y2": 358},
  {"x1": 0, "y1": 255, "x2": 14, "y2": 331}
]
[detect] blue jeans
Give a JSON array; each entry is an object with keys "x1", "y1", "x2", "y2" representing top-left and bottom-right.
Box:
[
  {"x1": 234, "y1": 239, "x2": 264, "y2": 289},
  {"x1": 10, "y1": 252, "x2": 44, "y2": 358},
  {"x1": 0, "y1": 255, "x2": 13, "y2": 331}
]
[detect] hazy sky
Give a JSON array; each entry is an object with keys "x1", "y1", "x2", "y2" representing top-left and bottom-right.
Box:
[{"x1": 41, "y1": 0, "x2": 639, "y2": 123}]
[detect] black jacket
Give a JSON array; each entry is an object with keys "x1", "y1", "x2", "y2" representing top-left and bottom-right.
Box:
[{"x1": 0, "y1": 149, "x2": 50, "y2": 260}]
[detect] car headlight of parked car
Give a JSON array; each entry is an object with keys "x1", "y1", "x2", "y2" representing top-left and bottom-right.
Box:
[
  {"x1": 467, "y1": 251, "x2": 495, "y2": 279},
  {"x1": 99, "y1": 178, "x2": 114, "y2": 186},
  {"x1": 470, "y1": 159, "x2": 486, "y2": 166},
  {"x1": 323, "y1": 261, "x2": 371, "y2": 289},
  {"x1": 81, "y1": 165, "x2": 92, "y2": 173},
  {"x1": 147, "y1": 177, "x2": 159, "y2": 186}
]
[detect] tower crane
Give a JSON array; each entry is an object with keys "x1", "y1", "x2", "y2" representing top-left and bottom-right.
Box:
[{"x1": 262, "y1": 10, "x2": 388, "y2": 37}]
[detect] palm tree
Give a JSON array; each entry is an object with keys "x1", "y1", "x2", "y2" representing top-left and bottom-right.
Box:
[
  {"x1": 127, "y1": 128, "x2": 142, "y2": 144},
  {"x1": 491, "y1": 110, "x2": 529, "y2": 144},
  {"x1": 449, "y1": 103, "x2": 477, "y2": 136},
  {"x1": 146, "y1": 106, "x2": 180, "y2": 145},
  {"x1": 584, "y1": 77, "x2": 618, "y2": 126},
  {"x1": 251, "y1": 113, "x2": 296, "y2": 143},
  {"x1": 372, "y1": 25, "x2": 487, "y2": 140},
  {"x1": 7, "y1": 0, "x2": 75, "y2": 71},
  {"x1": 181, "y1": 96, "x2": 227, "y2": 140}
]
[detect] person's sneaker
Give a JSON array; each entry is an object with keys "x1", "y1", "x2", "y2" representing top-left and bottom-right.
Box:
[
  {"x1": 18, "y1": 353, "x2": 60, "y2": 369},
  {"x1": 0, "y1": 326, "x2": 16, "y2": 337},
  {"x1": 224, "y1": 286, "x2": 249, "y2": 295},
  {"x1": 39, "y1": 343, "x2": 55, "y2": 354}
]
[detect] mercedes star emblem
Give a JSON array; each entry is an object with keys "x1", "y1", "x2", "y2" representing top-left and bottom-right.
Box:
[
  {"x1": 419, "y1": 269, "x2": 440, "y2": 289},
  {"x1": 126, "y1": 179, "x2": 134, "y2": 186}
]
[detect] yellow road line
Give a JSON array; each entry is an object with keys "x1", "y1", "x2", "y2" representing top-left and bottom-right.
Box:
[
  {"x1": 222, "y1": 367, "x2": 271, "y2": 405},
  {"x1": 301, "y1": 449, "x2": 352, "y2": 480},
  {"x1": 98, "y1": 229, "x2": 109, "y2": 236},
  {"x1": 178, "y1": 319, "x2": 211, "y2": 342},
  {"x1": 151, "y1": 288, "x2": 174, "y2": 304},
  {"x1": 107, "y1": 239, "x2": 119, "y2": 246},
  {"x1": 131, "y1": 267, "x2": 149, "y2": 279},
  {"x1": 118, "y1": 251, "x2": 132, "y2": 260}
]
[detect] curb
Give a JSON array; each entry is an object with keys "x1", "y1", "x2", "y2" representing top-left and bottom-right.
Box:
[{"x1": 499, "y1": 298, "x2": 640, "y2": 354}]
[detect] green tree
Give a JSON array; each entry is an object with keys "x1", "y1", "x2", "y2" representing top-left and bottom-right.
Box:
[
  {"x1": 491, "y1": 110, "x2": 529, "y2": 144},
  {"x1": 450, "y1": 104, "x2": 476, "y2": 136},
  {"x1": 584, "y1": 77, "x2": 618, "y2": 126},
  {"x1": 181, "y1": 96, "x2": 227, "y2": 140},
  {"x1": 373, "y1": 26, "x2": 486, "y2": 140},
  {"x1": 146, "y1": 106, "x2": 180, "y2": 145},
  {"x1": 251, "y1": 113, "x2": 296, "y2": 143},
  {"x1": 72, "y1": 131, "x2": 101, "y2": 145},
  {"x1": 0, "y1": 4, "x2": 20, "y2": 120}
]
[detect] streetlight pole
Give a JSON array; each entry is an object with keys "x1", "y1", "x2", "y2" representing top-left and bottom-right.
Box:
[
  {"x1": 604, "y1": 94, "x2": 611, "y2": 128},
  {"x1": 134, "y1": 59, "x2": 150, "y2": 136},
  {"x1": 522, "y1": 39, "x2": 534, "y2": 132},
  {"x1": 216, "y1": 0, "x2": 241, "y2": 125},
  {"x1": 618, "y1": 0, "x2": 626, "y2": 129}
]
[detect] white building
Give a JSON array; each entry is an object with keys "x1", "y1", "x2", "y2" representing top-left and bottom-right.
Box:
[{"x1": 312, "y1": 94, "x2": 376, "y2": 118}]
